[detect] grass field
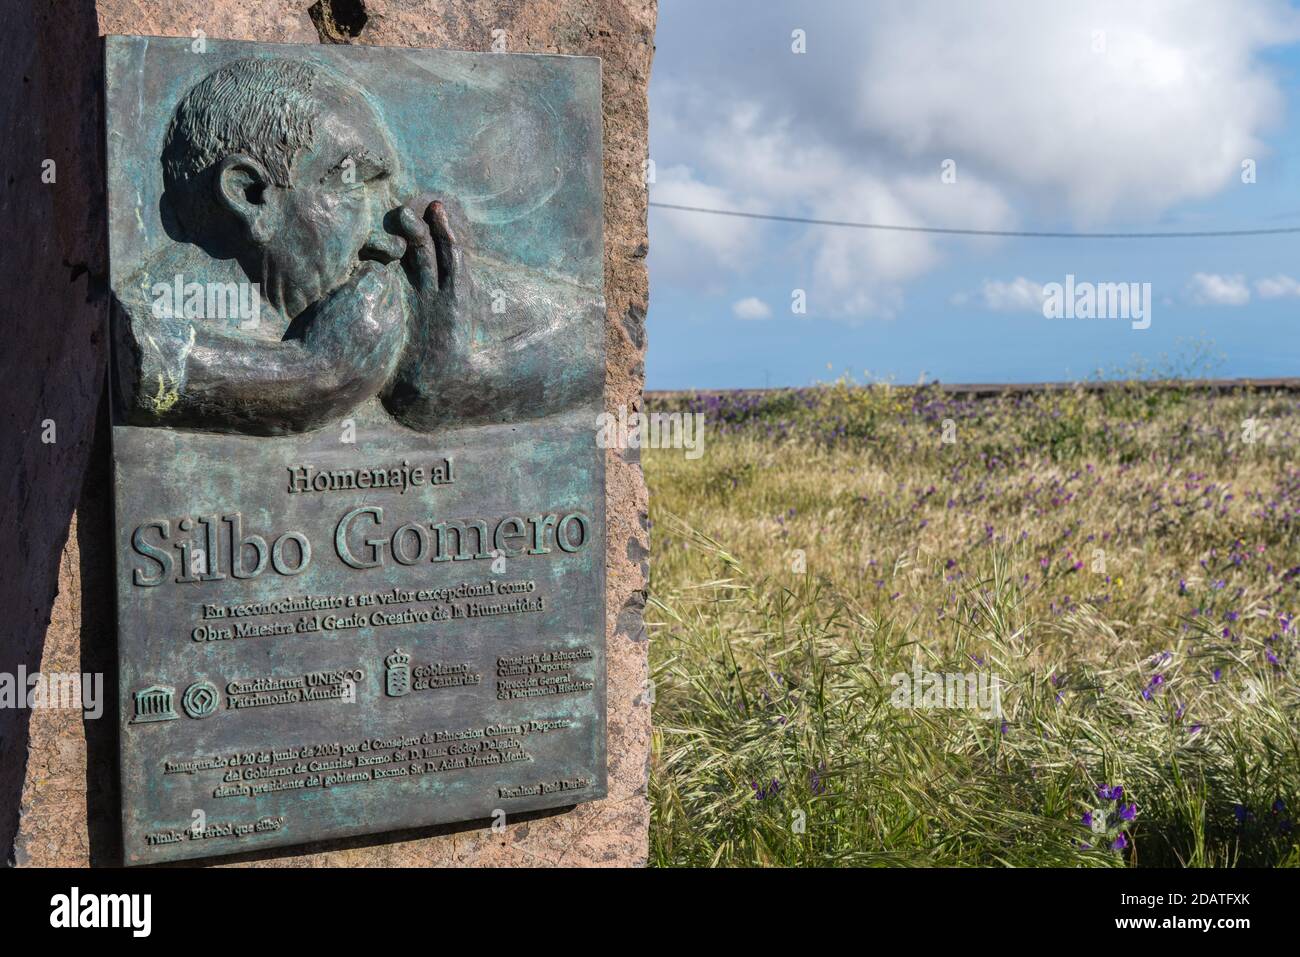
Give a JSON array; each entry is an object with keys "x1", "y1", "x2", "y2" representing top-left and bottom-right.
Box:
[{"x1": 644, "y1": 375, "x2": 1300, "y2": 867}]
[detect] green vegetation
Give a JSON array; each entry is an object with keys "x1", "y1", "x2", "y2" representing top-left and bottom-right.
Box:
[{"x1": 646, "y1": 379, "x2": 1300, "y2": 866}]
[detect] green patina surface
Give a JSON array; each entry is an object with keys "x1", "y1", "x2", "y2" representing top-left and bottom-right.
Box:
[{"x1": 106, "y1": 36, "x2": 607, "y2": 864}]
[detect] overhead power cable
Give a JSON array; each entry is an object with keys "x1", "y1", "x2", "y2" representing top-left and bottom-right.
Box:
[{"x1": 648, "y1": 201, "x2": 1300, "y2": 239}]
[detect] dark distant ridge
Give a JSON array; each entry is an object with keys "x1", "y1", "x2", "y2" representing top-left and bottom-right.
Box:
[{"x1": 648, "y1": 377, "x2": 1300, "y2": 399}]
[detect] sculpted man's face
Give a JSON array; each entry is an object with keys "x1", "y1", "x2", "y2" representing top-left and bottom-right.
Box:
[{"x1": 221, "y1": 82, "x2": 406, "y2": 320}]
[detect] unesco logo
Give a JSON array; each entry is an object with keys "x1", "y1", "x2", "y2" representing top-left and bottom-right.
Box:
[{"x1": 182, "y1": 681, "x2": 220, "y2": 718}]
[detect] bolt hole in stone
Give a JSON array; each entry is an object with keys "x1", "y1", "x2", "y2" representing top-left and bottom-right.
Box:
[{"x1": 309, "y1": 0, "x2": 368, "y2": 43}]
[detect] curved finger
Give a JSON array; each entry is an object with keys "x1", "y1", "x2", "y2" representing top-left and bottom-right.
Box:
[
  {"x1": 398, "y1": 205, "x2": 439, "y2": 291},
  {"x1": 424, "y1": 200, "x2": 459, "y2": 295}
]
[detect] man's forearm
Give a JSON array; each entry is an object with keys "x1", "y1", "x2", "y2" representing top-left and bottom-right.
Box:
[
  {"x1": 123, "y1": 262, "x2": 406, "y2": 435},
  {"x1": 166, "y1": 333, "x2": 374, "y2": 434}
]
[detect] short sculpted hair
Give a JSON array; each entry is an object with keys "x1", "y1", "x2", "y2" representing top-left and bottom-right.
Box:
[{"x1": 162, "y1": 57, "x2": 324, "y2": 236}]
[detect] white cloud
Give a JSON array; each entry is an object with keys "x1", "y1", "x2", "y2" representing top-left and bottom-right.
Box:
[
  {"x1": 649, "y1": 1, "x2": 1300, "y2": 319},
  {"x1": 1255, "y1": 274, "x2": 1300, "y2": 299},
  {"x1": 648, "y1": 164, "x2": 762, "y2": 290},
  {"x1": 652, "y1": 99, "x2": 1014, "y2": 319},
  {"x1": 807, "y1": 174, "x2": 1016, "y2": 319},
  {"x1": 732, "y1": 296, "x2": 772, "y2": 320},
  {"x1": 1187, "y1": 273, "x2": 1251, "y2": 306},
  {"x1": 854, "y1": 1, "x2": 1299, "y2": 223},
  {"x1": 962, "y1": 277, "x2": 1046, "y2": 312}
]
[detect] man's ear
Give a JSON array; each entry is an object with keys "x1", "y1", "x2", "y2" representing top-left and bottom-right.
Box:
[{"x1": 215, "y1": 154, "x2": 279, "y2": 244}]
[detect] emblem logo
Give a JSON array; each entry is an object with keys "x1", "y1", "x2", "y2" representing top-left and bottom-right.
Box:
[
  {"x1": 130, "y1": 685, "x2": 178, "y2": 724},
  {"x1": 385, "y1": 649, "x2": 411, "y2": 697},
  {"x1": 182, "y1": 681, "x2": 220, "y2": 718}
]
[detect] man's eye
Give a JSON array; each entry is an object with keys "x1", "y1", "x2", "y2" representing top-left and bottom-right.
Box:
[
  {"x1": 321, "y1": 151, "x2": 390, "y2": 188},
  {"x1": 347, "y1": 172, "x2": 386, "y2": 189}
]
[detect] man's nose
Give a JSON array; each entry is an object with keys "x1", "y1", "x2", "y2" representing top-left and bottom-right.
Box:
[{"x1": 360, "y1": 228, "x2": 406, "y2": 264}]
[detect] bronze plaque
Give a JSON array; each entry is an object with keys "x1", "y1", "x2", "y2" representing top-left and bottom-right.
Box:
[{"x1": 105, "y1": 36, "x2": 606, "y2": 864}]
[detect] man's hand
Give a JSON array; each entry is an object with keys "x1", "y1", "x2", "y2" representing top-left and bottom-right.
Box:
[
  {"x1": 392, "y1": 196, "x2": 468, "y2": 361},
  {"x1": 298, "y1": 258, "x2": 407, "y2": 364}
]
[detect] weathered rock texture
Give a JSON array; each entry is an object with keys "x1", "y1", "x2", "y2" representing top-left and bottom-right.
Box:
[{"x1": 1, "y1": 0, "x2": 654, "y2": 867}]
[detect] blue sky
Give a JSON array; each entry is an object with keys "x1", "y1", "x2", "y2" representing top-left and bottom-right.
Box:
[{"x1": 645, "y1": 0, "x2": 1300, "y2": 389}]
